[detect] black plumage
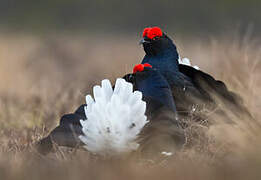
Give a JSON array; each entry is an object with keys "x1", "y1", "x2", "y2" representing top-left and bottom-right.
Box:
[{"x1": 140, "y1": 27, "x2": 251, "y2": 120}]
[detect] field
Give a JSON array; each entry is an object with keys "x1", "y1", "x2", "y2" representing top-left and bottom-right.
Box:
[{"x1": 0, "y1": 31, "x2": 261, "y2": 180}]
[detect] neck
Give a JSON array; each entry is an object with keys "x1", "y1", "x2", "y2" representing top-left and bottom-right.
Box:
[
  {"x1": 135, "y1": 71, "x2": 177, "y2": 113},
  {"x1": 142, "y1": 37, "x2": 179, "y2": 72}
]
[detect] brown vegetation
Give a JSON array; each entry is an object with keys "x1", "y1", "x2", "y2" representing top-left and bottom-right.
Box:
[{"x1": 0, "y1": 32, "x2": 261, "y2": 180}]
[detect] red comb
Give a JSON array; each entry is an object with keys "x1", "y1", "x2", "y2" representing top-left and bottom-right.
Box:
[
  {"x1": 142, "y1": 27, "x2": 163, "y2": 40},
  {"x1": 142, "y1": 27, "x2": 152, "y2": 38},
  {"x1": 133, "y1": 63, "x2": 152, "y2": 73}
]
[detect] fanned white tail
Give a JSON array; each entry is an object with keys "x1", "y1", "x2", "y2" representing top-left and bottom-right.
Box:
[
  {"x1": 178, "y1": 57, "x2": 200, "y2": 70},
  {"x1": 79, "y1": 78, "x2": 149, "y2": 155}
]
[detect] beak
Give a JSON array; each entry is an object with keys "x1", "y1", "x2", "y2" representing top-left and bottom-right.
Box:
[{"x1": 139, "y1": 38, "x2": 148, "y2": 45}]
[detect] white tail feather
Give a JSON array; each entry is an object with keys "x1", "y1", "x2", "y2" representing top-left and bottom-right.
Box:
[
  {"x1": 179, "y1": 57, "x2": 200, "y2": 70},
  {"x1": 79, "y1": 78, "x2": 149, "y2": 155},
  {"x1": 180, "y1": 57, "x2": 191, "y2": 66}
]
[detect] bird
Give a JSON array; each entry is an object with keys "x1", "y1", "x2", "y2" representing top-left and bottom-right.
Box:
[
  {"x1": 37, "y1": 64, "x2": 185, "y2": 156},
  {"x1": 127, "y1": 64, "x2": 185, "y2": 157},
  {"x1": 140, "y1": 26, "x2": 251, "y2": 120}
]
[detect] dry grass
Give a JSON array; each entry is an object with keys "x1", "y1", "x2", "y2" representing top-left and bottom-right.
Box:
[{"x1": 0, "y1": 32, "x2": 261, "y2": 180}]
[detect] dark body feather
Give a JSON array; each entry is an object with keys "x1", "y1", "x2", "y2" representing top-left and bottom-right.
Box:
[{"x1": 140, "y1": 32, "x2": 251, "y2": 120}]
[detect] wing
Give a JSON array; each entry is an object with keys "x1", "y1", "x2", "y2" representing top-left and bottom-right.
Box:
[
  {"x1": 36, "y1": 111, "x2": 84, "y2": 155},
  {"x1": 178, "y1": 64, "x2": 250, "y2": 116}
]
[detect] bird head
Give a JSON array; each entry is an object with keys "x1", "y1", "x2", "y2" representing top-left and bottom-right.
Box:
[
  {"x1": 124, "y1": 63, "x2": 177, "y2": 114},
  {"x1": 140, "y1": 27, "x2": 176, "y2": 56}
]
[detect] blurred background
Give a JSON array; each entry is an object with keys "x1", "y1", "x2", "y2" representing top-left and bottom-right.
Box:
[{"x1": 0, "y1": 0, "x2": 261, "y2": 36}]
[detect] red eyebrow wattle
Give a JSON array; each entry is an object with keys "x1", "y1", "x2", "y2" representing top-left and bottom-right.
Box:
[
  {"x1": 142, "y1": 27, "x2": 163, "y2": 39},
  {"x1": 142, "y1": 27, "x2": 152, "y2": 38},
  {"x1": 133, "y1": 63, "x2": 152, "y2": 73},
  {"x1": 143, "y1": 63, "x2": 152, "y2": 68}
]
